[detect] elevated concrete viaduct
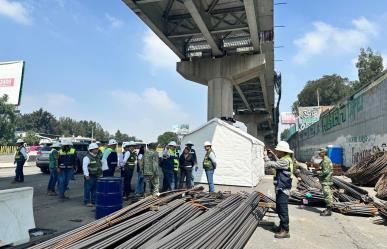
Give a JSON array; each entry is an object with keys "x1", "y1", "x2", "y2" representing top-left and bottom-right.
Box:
[{"x1": 123, "y1": 0, "x2": 277, "y2": 144}]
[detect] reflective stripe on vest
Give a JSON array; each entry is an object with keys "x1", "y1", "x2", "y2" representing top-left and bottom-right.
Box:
[
  {"x1": 15, "y1": 147, "x2": 24, "y2": 161},
  {"x1": 203, "y1": 149, "x2": 214, "y2": 170},
  {"x1": 87, "y1": 153, "x2": 102, "y2": 176},
  {"x1": 169, "y1": 149, "x2": 179, "y2": 172},
  {"x1": 125, "y1": 151, "x2": 136, "y2": 170},
  {"x1": 60, "y1": 148, "x2": 75, "y2": 155}
]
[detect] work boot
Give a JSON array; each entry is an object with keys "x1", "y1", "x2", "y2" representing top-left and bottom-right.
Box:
[
  {"x1": 86, "y1": 203, "x2": 94, "y2": 207},
  {"x1": 320, "y1": 207, "x2": 332, "y2": 216},
  {"x1": 274, "y1": 229, "x2": 290, "y2": 239}
]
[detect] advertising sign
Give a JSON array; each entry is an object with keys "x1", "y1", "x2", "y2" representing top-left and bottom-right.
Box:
[
  {"x1": 298, "y1": 106, "x2": 321, "y2": 130},
  {"x1": 280, "y1": 112, "x2": 296, "y2": 124},
  {"x1": 0, "y1": 61, "x2": 25, "y2": 105}
]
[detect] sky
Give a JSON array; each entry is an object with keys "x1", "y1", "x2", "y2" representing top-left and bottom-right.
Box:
[{"x1": 1, "y1": 0, "x2": 387, "y2": 141}]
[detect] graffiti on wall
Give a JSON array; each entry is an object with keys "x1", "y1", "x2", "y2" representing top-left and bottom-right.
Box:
[
  {"x1": 298, "y1": 106, "x2": 320, "y2": 131},
  {"x1": 349, "y1": 134, "x2": 387, "y2": 164}
]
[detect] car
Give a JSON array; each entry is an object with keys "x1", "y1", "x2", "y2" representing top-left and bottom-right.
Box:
[
  {"x1": 73, "y1": 142, "x2": 89, "y2": 174},
  {"x1": 36, "y1": 146, "x2": 52, "y2": 174}
]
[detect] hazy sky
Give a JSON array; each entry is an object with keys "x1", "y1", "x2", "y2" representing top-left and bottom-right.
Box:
[{"x1": 1, "y1": 0, "x2": 386, "y2": 141}]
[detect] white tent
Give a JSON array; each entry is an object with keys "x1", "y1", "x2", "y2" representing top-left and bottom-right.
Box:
[{"x1": 181, "y1": 118, "x2": 265, "y2": 187}]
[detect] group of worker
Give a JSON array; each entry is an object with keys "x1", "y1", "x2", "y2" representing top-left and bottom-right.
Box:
[
  {"x1": 264, "y1": 141, "x2": 333, "y2": 239},
  {"x1": 13, "y1": 138, "x2": 217, "y2": 206}
]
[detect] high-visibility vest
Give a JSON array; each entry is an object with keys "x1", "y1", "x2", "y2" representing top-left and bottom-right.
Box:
[
  {"x1": 59, "y1": 148, "x2": 76, "y2": 168},
  {"x1": 86, "y1": 153, "x2": 102, "y2": 177},
  {"x1": 125, "y1": 151, "x2": 136, "y2": 170},
  {"x1": 273, "y1": 154, "x2": 293, "y2": 189},
  {"x1": 203, "y1": 149, "x2": 215, "y2": 170},
  {"x1": 169, "y1": 149, "x2": 180, "y2": 172},
  {"x1": 14, "y1": 147, "x2": 25, "y2": 162}
]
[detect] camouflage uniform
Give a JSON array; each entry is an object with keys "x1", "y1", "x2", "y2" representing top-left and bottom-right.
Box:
[
  {"x1": 143, "y1": 149, "x2": 160, "y2": 196},
  {"x1": 318, "y1": 156, "x2": 333, "y2": 207}
]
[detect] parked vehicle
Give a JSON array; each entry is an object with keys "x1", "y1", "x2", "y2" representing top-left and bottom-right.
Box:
[{"x1": 35, "y1": 145, "x2": 52, "y2": 174}]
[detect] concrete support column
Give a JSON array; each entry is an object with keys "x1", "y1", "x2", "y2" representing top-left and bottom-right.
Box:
[
  {"x1": 208, "y1": 77, "x2": 233, "y2": 120},
  {"x1": 246, "y1": 122, "x2": 258, "y2": 138}
]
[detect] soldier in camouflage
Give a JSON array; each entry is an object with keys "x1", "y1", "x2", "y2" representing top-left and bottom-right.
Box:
[
  {"x1": 143, "y1": 143, "x2": 160, "y2": 196},
  {"x1": 318, "y1": 148, "x2": 333, "y2": 216}
]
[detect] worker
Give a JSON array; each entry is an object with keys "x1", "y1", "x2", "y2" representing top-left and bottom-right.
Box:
[
  {"x1": 264, "y1": 141, "x2": 294, "y2": 239},
  {"x1": 102, "y1": 139, "x2": 118, "y2": 177},
  {"x1": 161, "y1": 141, "x2": 179, "y2": 191},
  {"x1": 143, "y1": 143, "x2": 160, "y2": 196},
  {"x1": 121, "y1": 141, "x2": 136, "y2": 199},
  {"x1": 318, "y1": 148, "x2": 333, "y2": 216},
  {"x1": 179, "y1": 141, "x2": 197, "y2": 189},
  {"x1": 83, "y1": 143, "x2": 103, "y2": 207},
  {"x1": 58, "y1": 140, "x2": 77, "y2": 200},
  {"x1": 13, "y1": 139, "x2": 28, "y2": 183},
  {"x1": 135, "y1": 145, "x2": 145, "y2": 197},
  {"x1": 47, "y1": 142, "x2": 61, "y2": 196},
  {"x1": 203, "y1": 141, "x2": 216, "y2": 193},
  {"x1": 96, "y1": 141, "x2": 104, "y2": 159}
]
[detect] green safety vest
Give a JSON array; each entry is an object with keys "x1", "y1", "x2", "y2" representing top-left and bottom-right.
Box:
[
  {"x1": 48, "y1": 148, "x2": 58, "y2": 169},
  {"x1": 169, "y1": 149, "x2": 180, "y2": 172},
  {"x1": 125, "y1": 151, "x2": 136, "y2": 170},
  {"x1": 273, "y1": 154, "x2": 294, "y2": 177},
  {"x1": 203, "y1": 149, "x2": 215, "y2": 170},
  {"x1": 14, "y1": 147, "x2": 25, "y2": 162},
  {"x1": 86, "y1": 153, "x2": 102, "y2": 177}
]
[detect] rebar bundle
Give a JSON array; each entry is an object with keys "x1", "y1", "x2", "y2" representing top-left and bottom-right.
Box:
[
  {"x1": 346, "y1": 152, "x2": 387, "y2": 186},
  {"x1": 31, "y1": 189, "x2": 270, "y2": 249},
  {"x1": 332, "y1": 202, "x2": 378, "y2": 217}
]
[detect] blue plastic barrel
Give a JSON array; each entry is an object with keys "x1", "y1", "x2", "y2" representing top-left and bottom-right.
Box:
[
  {"x1": 95, "y1": 177, "x2": 122, "y2": 219},
  {"x1": 327, "y1": 145, "x2": 343, "y2": 165}
]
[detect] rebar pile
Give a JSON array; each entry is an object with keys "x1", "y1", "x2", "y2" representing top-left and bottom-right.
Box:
[
  {"x1": 346, "y1": 152, "x2": 387, "y2": 186},
  {"x1": 332, "y1": 202, "x2": 378, "y2": 216},
  {"x1": 31, "y1": 189, "x2": 269, "y2": 249},
  {"x1": 375, "y1": 170, "x2": 387, "y2": 200}
]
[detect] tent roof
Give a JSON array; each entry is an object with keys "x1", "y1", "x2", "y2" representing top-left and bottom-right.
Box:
[{"x1": 186, "y1": 118, "x2": 264, "y2": 146}]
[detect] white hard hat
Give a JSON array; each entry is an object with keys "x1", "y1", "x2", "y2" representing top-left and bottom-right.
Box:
[
  {"x1": 168, "y1": 141, "x2": 177, "y2": 147},
  {"x1": 275, "y1": 141, "x2": 293, "y2": 154},
  {"x1": 122, "y1": 142, "x2": 128, "y2": 148},
  {"x1": 16, "y1": 139, "x2": 24, "y2": 144},
  {"x1": 204, "y1": 141, "x2": 212, "y2": 147},
  {"x1": 88, "y1": 143, "x2": 99, "y2": 151},
  {"x1": 186, "y1": 141, "x2": 194, "y2": 146},
  {"x1": 61, "y1": 140, "x2": 73, "y2": 146},
  {"x1": 51, "y1": 142, "x2": 61, "y2": 148},
  {"x1": 96, "y1": 141, "x2": 101, "y2": 144},
  {"x1": 108, "y1": 139, "x2": 118, "y2": 146}
]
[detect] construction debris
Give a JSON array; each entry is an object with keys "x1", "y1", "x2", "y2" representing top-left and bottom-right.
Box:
[
  {"x1": 345, "y1": 152, "x2": 387, "y2": 186},
  {"x1": 375, "y1": 170, "x2": 387, "y2": 200},
  {"x1": 30, "y1": 188, "x2": 272, "y2": 249}
]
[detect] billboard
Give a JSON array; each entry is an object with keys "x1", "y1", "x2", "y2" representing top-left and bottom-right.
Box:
[
  {"x1": 172, "y1": 124, "x2": 189, "y2": 135},
  {"x1": 280, "y1": 112, "x2": 296, "y2": 124},
  {"x1": 0, "y1": 61, "x2": 25, "y2": 105},
  {"x1": 298, "y1": 106, "x2": 321, "y2": 130}
]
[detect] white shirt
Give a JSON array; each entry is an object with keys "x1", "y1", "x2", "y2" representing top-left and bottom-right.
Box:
[
  {"x1": 82, "y1": 156, "x2": 91, "y2": 177},
  {"x1": 17, "y1": 147, "x2": 29, "y2": 161},
  {"x1": 121, "y1": 150, "x2": 137, "y2": 167}
]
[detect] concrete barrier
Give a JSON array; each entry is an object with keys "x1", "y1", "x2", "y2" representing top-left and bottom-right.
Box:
[{"x1": 0, "y1": 187, "x2": 35, "y2": 246}]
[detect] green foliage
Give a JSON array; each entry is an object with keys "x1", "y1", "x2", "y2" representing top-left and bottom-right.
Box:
[
  {"x1": 24, "y1": 131, "x2": 40, "y2": 145},
  {"x1": 19, "y1": 108, "x2": 59, "y2": 134},
  {"x1": 157, "y1": 131, "x2": 177, "y2": 146},
  {"x1": 292, "y1": 74, "x2": 354, "y2": 114},
  {"x1": 355, "y1": 47, "x2": 384, "y2": 91},
  {"x1": 0, "y1": 95, "x2": 18, "y2": 145},
  {"x1": 280, "y1": 128, "x2": 290, "y2": 141},
  {"x1": 114, "y1": 130, "x2": 137, "y2": 144}
]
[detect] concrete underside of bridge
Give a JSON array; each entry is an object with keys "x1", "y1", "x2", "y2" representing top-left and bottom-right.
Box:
[{"x1": 123, "y1": 0, "x2": 277, "y2": 145}]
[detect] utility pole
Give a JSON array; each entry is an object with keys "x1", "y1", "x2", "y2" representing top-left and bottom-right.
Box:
[{"x1": 317, "y1": 89, "x2": 320, "y2": 107}]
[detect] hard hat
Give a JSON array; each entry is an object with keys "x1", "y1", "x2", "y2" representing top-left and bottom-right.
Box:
[
  {"x1": 61, "y1": 140, "x2": 73, "y2": 146},
  {"x1": 51, "y1": 142, "x2": 61, "y2": 148},
  {"x1": 122, "y1": 142, "x2": 128, "y2": 148},
  {"x1": 16, "y1": 139, "x2": 24, "y2": 144},
  {"x1": 88, "y1": 143, "x2": 99, "y2": 151},
  {"x1": 168, "y1": 141, "x2": 177, "y2": 147},
  {"x1": 319, "y1": 148, "x2": 327, "y2": 153},
  {"x1": 275, "y1": 141, "x2": 293, "y2": 154},
  {"x1": 128, "y1": 141, "x2": 136, "y2": 146},
  {"x1": 204, "y1": 141, "x2": 212, "y2": 147},
  {"x1": 96, "y1": 141, "x2": 101, "y2": 145},
  {"x1": 186, "y1": 141, "x2": 194, "y2": 146},
  {"x1": 108, "y1": 139, "x2": 118, "y2": 146}
]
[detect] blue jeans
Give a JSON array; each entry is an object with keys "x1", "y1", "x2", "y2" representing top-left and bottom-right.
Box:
[
  {"x1": 162, "y1": 168, "x2": 174, "y2": 191},
  {"x1": 84, "y1": 175, "x2": 98, "y2": 204},
  {"x1": 58, "y1": 168, "x2": 72, "y2": 198},
  {"x1": 136, "y1": 172, "x2": 144, "y2": 194},
  {"x1": 205, "y1": 170, "x2": 215, "y2": 192},
  {"x1": 123, "y1": 169, "x2": 134, "y2": 196},
  {"x1": 191, "y1": 168, "x2": 195, "y2": 187},
  {"x1": 173, "y1": 171, "x2": 179, "y2": 190},
  {"x1": 276, "y1": 190, "x2": 289, "y2": 231},
  {"x1": 15, "y1": 160, "x2": 25, "y2": 182},
  {"x1": 47, "y1": 168, "x2": 58, "y2": 192}
]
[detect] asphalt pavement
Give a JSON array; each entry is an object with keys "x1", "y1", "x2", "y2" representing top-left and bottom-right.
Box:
[{"x1": 0, "y1": 167, "x2": 386, "y2": 249}]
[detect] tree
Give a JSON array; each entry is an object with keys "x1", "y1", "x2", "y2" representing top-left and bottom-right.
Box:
[
  {"x1": 157, "y1": 131, "x2": 177, "y2": 146},
  {"x1": 24, "y1": 131, "x2": 40, "y2": 146},
  {"x1": 0, "y1": 95, "x2": 18, "y2": 145},
  {"x1": 20, "y1": 108, "x2": 59, "y2": 134},
  {"x1": 292, "y1": 74, "x2": 353, "y2": 114},
  {"x1": 355, "y1": 47, "x2": 384, "y2": 91},
  {"x1": 280, "y1": 128, "x2": 289, "y2": 141}
]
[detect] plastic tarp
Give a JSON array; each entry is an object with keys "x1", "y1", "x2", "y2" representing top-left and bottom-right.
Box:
[
  {"x1": 0, "y1": 187, "x2": 35, "y2": 246},
  {"x1": 181, "y1": 118, "x2": 265, "y2": 187}
]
